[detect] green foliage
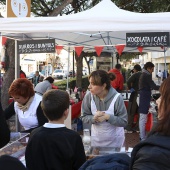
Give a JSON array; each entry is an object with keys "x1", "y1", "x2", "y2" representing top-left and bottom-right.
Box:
[
  {"x1": 126, "y1": 68, "x2": 132, "y2": 81},
  {"x1": 119, "y1": 52, "x2": 145, "y2": 62},
  {"x1": 31, "y1": 0, "x2": 93, "y2": 16},
  {"x1": 1, "y1": 0, "x2": 170, "y2": 16},
  {"x1": 53, "y1": 76, "x2": 89, "y2": 91},
  {"x1": 113, "y1": 0, "x2": 170, "y2": 12}
]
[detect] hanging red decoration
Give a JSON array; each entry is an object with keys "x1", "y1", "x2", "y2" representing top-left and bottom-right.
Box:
[
  {"x1": 137, "y1": 46, "x2": 143, "y2": 53},
  {"x1": 1, "y1": 36, "x2": 7, "y2": 69},
  {"x1": 75, "y1": 46, "x2": 84, "y2": 57},
  {"x1": 161, "y1": 46, "x2": 164, "y2": 50},
  {"x1": 1, "y1": 36, "x2": 7, "y2": 45},
  {"x1": 94, "y1": 46, "x2": 104, "y2": 57},
  {"x1": 55, "y1": 45, "x2": 63, "y2": 55},
  {"x1": 115, "y1": 45, "x2": 125, "y2": 56}
]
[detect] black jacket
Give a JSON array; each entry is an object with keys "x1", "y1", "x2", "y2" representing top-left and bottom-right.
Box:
[
  {"x1": 130, "y1": 133, "x2": 170, "y2": 170},
  {"x1": 79, "y1": 153, "x2": 130, "y2": 170},
  {"x1": 127, "y1": 71, "x2": 142, "y2": 91},
  {"x1": 26, "y1": 127, "x2": 86, "y2": 170},
  {"x1": 139, "y1": 69, "x2": 159, "y2": 91},
  {"x1": 0, "y1": 155, "x2": 28, "y2": 170},
  {"x1": 0, "y1": 102, "x2": 10, "y2": 148}
]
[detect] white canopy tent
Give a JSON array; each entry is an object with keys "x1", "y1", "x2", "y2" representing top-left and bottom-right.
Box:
[{"x1": 0, "y1": 0, "x2": 170, "y2": 53}]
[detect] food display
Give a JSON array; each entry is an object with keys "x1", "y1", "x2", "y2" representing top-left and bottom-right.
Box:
[
  {"x1": 0, "y1": 132, "x2": 29, "y2": 160},
  {"x1": 10, "y1": 132, "x2": 29, "y2": 143},
  {"x1": 85, "y1": 146, "x2": 121, "y2": 156}
]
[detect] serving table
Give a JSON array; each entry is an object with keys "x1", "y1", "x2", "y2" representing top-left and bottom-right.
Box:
[{"x1": 0, "y1": 132, "x2": 29, "y2": 165}]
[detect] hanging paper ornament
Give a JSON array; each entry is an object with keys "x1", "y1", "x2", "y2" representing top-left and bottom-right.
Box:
[
  {"x1": 1, "y1": 36, "x2": 7, "y2": 68},
  {"x1": 75, "y1": 46, "x2": 84, "y2": 57},
  {"x1": 55, "y1": 45, "x2": 63, "y2": 55},
  {"x1": 115, "y1": 45, "x2": 125, "y2": 56},
  {"x1": 137, "y1": 46, "x2": 143, "y2": 53},
  {"x1": 2, "y1": 36, "x2": 7, "y2": 45},
  {"x1": 94, "y1": 46, "x2": 104, "y2": 57},
  {"x1": 161, "y1": 46, "x2": 164, "y2": 50}
]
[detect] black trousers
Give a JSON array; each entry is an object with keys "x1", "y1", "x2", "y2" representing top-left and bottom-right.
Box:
[{"x1": 126, "y1": 92, "x2": 139, "y2": 130}]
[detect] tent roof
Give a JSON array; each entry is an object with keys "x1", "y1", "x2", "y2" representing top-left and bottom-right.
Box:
[{"x1": 0, "y1": 0, "x2": 170, "y2": 53}]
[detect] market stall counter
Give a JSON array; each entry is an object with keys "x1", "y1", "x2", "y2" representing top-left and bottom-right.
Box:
[{"x1": 0, "y1": 132, "x2": 29, "y2": 166}]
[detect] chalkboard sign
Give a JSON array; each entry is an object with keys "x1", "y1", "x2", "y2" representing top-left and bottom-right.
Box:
[
  {"x1": 126, "y1": 32, "x2": 169, "y2": 47},
  {"x1": 17, "y1": 39, "x2": 55, "y2": 54}
]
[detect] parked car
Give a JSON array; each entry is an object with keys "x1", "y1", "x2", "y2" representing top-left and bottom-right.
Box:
[
  {"x1": 82, "y1": 69, "x2": 89, "y2": 76},
  {"x1": 52, "y1": 69, "x2": 67, "y2": 79},
  {"x1": 69, "y1": 70, "x2": 76, "y2": 77}
]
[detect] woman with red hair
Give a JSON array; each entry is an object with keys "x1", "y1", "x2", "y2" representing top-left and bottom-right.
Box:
[{"x1": 4, "y1": 78, "x2": 47, "y2": 133}]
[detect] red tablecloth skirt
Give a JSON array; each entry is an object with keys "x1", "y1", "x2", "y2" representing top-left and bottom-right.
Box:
[{"x1": 71, "y1": 101, "x2": 82, "y2": 120}]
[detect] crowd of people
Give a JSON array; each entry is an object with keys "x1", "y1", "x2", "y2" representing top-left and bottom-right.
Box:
[{"x1": 0, "y1": 63, "x2": 170, "y2": 169}]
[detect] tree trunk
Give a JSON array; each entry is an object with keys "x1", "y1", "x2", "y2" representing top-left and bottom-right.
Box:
[
  {"x1": 75, "y1": 53, "x2": 83, "y2": 88},
  {"x1": 1, "y1": 39, "x2": 15, "y2": 109},
  {"x1": 49, "y1": 0, "x2": 73, "y2": 16}
]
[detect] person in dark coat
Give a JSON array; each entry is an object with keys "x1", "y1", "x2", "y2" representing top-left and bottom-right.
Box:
[
  {"x1": 33, "y1": 71, "x2": 44, "y2": 87},
  {"x1": 162, "y1": 69, "x2": 169, "y2": 81},
  {"x1": 79, "y1": 153, "x2": 130, "y2": 170},
  {"x1": 126, "y1": 64, "x2": 142, "y2": 132},
  {"x1": 130, "y1": 77, "x2": 170, "y2": 170},
  {"x1": 0, "y1": 155, "x2": 28, "y2": 170},
  {"x1": 138, "y1": 62, "x2": 159, "y2": 141},
  {"x1": 0, "y1": 102, "x2": 10, "y2": 148}
]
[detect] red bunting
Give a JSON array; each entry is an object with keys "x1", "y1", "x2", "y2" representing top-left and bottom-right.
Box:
[
  {"x1": 115, "y1": 45, "x2": 125, "y2": 56},
  {"x1": 94, "y1": 46, "x2": 104, "y2": 57},
  {"x1": 161, "y1": 46, "x2": 164, "y2": 50},
  {"x1": 1, "y1": 61, "x2": 5, "y2": 68},
  {"x1": 55, "y1": 45, "x2": 63, "y2": 55},
  {"x1": 75, "y1": 46, "x2": 84, "y2": 57},
  {"x1": 1, "y1": 36, "x2": 7, "y2": 45},
  {"x1": 137, "y1": 46, "x2": 143, "y2": 53}
]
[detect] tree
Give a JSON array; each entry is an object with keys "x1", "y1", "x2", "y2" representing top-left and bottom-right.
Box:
[
  {"x1": 75, "y1": 51, "x2": 98, "y2": 87},
  {"x1": 47, "y1": 54, "x2": 60, "y2": 73},
  {"x1": 1, "y1": 39, "x2": 15, "y2": 109}
]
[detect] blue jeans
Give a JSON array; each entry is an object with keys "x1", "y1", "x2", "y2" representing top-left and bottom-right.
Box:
[{"x1": 139, "y1": 113, "x2": 148, "y2": 141}]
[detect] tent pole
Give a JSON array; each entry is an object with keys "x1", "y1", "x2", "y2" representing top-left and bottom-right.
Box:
[
  {"x1": 107, "y1": 32, "x2": 109, "y2": 46},
  {"x1": 163, "y1": 47, "x2": 167, "y2": 78},
  {"x1": 67, "y1": 46, "x2": 70, "y2": 90},
  {"x1": 73, "y1": 50, "x2": 75, "y2": 78},
  {"x1": 15, "y1": 40, "x2": 20, "y2": 132}
]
